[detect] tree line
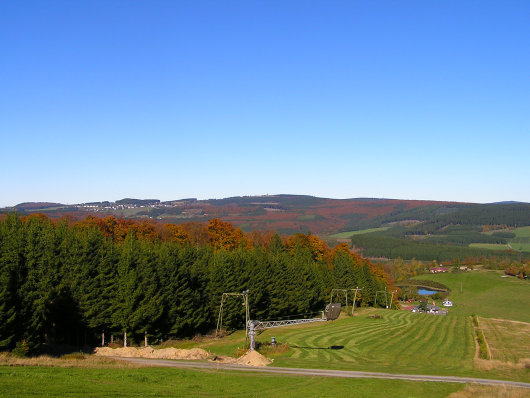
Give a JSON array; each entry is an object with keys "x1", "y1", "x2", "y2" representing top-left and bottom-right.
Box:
[
  {"x1": 350, "y1": 233, "x2": 529, "y2": 262},
  {"x1": 0, "y1": 213, "x2": 391, "y2": 354}
]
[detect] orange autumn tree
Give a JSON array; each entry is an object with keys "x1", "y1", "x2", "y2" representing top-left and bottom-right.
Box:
[
  {"x1": 135, "y1": 220, "x2": 159, "y2": 242},
  {"x1": 163, "y1": 223, "x2": 190, "y2": 245},
  {"x1": 207, "y1": 218, "x2": 244, "y2": 250},
  {"x1": 75, "y1": 216, "x2": 154, "y2": 242},
  {"x1": 331, "y1": 243, "x2": 368, "y2": 265},
  {"x1": 246, "y1": 230, "x2": 277, "y2": 249},
  {"x1": 285, "y1": 233, "x2": 330, "y2": 261}
]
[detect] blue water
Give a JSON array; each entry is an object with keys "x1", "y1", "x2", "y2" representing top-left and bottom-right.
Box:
[{"x1": 418, "y1": 288, "x2": 441, "y2": 295}]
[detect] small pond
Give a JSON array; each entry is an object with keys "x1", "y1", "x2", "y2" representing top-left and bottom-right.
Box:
[{"x1": 417, "y1": 288, "x2": 443, "y2": 296}]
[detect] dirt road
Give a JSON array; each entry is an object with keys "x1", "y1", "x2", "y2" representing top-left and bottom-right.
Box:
[{"x1": 112, "y1": 357, "x2": 530, "y2": 389}]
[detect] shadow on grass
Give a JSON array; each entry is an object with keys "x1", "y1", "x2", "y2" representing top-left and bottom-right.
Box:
[{"x1": 291, "y1": 345, "x2": 344, "y2": 350}]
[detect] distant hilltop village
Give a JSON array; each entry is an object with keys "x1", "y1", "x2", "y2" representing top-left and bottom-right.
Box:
[
  {"x1": 80, "y1": 198, "x2": 186, "y2": 211},
  {"x1": 3, "y1": 197, "x2": 210, "y2": 221}
]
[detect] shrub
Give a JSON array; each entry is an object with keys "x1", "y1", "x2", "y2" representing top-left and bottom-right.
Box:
[
  {"x1": 60, "y1": 352, "x2": 85, "y2": 360},
  {"x1": 257, "y1": 342, "x2": 289, "y2": 356},
  {"x1": 12, "y1": 340, "x2": 29, "y2": 357}
]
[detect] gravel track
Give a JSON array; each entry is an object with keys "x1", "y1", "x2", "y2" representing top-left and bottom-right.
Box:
[{"x1": 111, "y1": 356, "x2": 530, "y2": 389}]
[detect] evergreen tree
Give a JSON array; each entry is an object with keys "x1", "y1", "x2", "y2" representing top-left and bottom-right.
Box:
[
  {"x1": 0, "y1": 214, "x2": 23, "y2": 350},
  {"x1": 130, "y1": 240, "x2": 164, "y2": 343},
  {"x1": 111, "y1": 232, "x2": 141, "y2": 346},
  {"x1": 19, "y1": 215, "x2": 62, "y2": 352}
]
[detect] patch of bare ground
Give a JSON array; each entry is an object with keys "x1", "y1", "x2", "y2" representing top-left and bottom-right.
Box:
[
  {"x1": 449, "y1": 384, "x2": 530, "y2": 398},
  {"x1": 210, "y1": 350, "x2": 272, "y2": 367},
  {"x1": 209, "y1": 355, "x2": 238, "y2": 364},
  {"x1": 0, "y1": 352, "x2": 142, "y2": 368},
  {"x1": 94, "y1": 346, "x2": 211, "y2": 360}
]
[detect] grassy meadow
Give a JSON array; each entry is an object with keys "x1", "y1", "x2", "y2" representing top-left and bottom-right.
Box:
[
  {"x1": 472, "y1": 226, "x2": 530, "y2": 253},
  {"x1": 417, "y1": 270, "x2": 530, "y2": 323},
  {"x1": 260, "y1": 310, "x2": 476, "y2": 374},
  {"x1": 329, "y1": 227, "x2": 389, "y2": 239},
  {"x1": 469, "y1": 243, "x2": 509, "y2": 250},
  {"x1": 513, "y1": 226, "x2": 530, "y2": 238},
  {"x1": 0, "y1": 365, "x2": 466, "y2": 398}
]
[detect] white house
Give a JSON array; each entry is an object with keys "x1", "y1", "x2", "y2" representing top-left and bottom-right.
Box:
[{"x1": 443, "y1": 300, "x2": 453, "y2": 307}]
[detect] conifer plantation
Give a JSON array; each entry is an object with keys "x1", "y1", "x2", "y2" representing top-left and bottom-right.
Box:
[{"x1": 0, "y1": 213, "x2": 392, "y2": 354}]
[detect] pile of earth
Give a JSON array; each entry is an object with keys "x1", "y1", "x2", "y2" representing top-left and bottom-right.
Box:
[
  {"x1": 94, "y1": 346, "x2": 211, "y2": 360},
  {"x1": 211, "y1": 350, "x2": 273, "y2": 367}
]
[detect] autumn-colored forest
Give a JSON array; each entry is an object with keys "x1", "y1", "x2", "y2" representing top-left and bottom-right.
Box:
[
  {"x1": 5, "y1": 196, "x2": 453, "y2": 235},
  {"x1": 0, "y1": 213, "x2": 393, "y2": 353}
]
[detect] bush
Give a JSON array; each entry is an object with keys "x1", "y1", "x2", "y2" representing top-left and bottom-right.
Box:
[
  {"x1": 60, "y1": 352, "x2": 85, "y2": 360},
  {"x1": 257, "y1": 342, "x2": 289, "y2": 356},
  {"x1": 472, "y1": 315, "x2": 489, "y2": 360},
  {"x1": 476, "y1": 330, "x2": 489, "y2": 359},
  {"x1": 12, "y1": 340, "x2": 29, "y2": 357}
]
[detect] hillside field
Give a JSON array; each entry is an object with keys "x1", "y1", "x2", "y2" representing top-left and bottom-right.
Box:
[
  {"x1": 416, "y1": 270, "x2": 530, "y2": 323},
  {"x1": 471, "y1": 226, "x2": 530, "y2": 253},
  {"x1": 329, "y1": 227, "x2": 389, "y2": 239}
]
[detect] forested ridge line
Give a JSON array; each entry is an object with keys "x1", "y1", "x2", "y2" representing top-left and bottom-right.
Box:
[{"x1": 0, "y1": 213, "x2": 392, "y2": 354}]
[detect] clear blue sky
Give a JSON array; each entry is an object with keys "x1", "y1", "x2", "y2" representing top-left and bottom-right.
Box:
[{"x1": 1, "y1": 1, "x2": 529, "y2": 207}]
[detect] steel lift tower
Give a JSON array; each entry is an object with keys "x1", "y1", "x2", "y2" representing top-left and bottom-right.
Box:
[{"x1": 247, "y1": 302, "x2": 341, "y2": 350}]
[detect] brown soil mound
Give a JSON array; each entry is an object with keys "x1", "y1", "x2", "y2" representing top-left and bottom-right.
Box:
[
  {"x1": 234, "y1": 350, "x2": 272, "y2": 367},
  {"x1": 94, "y1": 346, "x2": 211, "y2": 360}
]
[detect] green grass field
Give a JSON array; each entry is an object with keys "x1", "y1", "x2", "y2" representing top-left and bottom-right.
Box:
[
  {"x1": 261, "y1": 310, "x2": 477, "y2": 376},
  {"x1": 514, "y1": 226, "x2": 530, "y2": 238},
  {"x1": 469, "y1": 242, "x2": 530, "y2": 253},
  {"x1": 469, "y1": 243, "x2": 509, "y2": 250},
  {"x1": 416, "y1": 270, "x2": 530, "y2": 323},
  {"x1": 510, "y1": 243, "x2": 530, "y2": 252},
  {"x1": 0, "y1": 365, "x2": 466, "y2": 398},
  {"x1": 207, "y1": 310, "x2": 528, "y2": 382},
  {"x1": 297, "y1": 214, "x2": 318, "y2": 221},
  {"x1": 329, "y1": 227, "x2": 389, "y2": 239},
  {"x1": 472, "y1": 227, "x2": 530, "y2": 253}
]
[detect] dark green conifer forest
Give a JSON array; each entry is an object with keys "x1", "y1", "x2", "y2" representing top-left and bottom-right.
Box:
[{"x1": 0, "y1": 214, "x2": 391, "y2": 353}]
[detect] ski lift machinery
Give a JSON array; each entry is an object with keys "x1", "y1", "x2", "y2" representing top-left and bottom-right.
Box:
[{"x1": 216, "y1": 289, "x2": 359, "y2": 350}]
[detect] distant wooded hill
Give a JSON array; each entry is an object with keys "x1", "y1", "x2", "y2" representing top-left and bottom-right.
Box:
[
  {"x1": 3, "y1": 195, "x2": 530, "y2": 261},
  {"x1": 1, "y1": 195, "x2": 466, "y2": 233}
]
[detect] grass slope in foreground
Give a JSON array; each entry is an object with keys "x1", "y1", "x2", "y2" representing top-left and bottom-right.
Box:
[
  {"x1": 416, "y1": 270, "x2": 530, "y2": 323},
  {"x1": 258, "y1": 310, "x2": 479, "y2": 374},
  {"x1": 0, "y1": 366, "x2": 463, "y2": 398},
  {"x1": 207, "y1": 309, "x2": 528, "y2": 382}
]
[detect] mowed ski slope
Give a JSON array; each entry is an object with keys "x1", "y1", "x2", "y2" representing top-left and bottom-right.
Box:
[{"x1": 262, "y1": 310, "x2": 476, "y2": 376}]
